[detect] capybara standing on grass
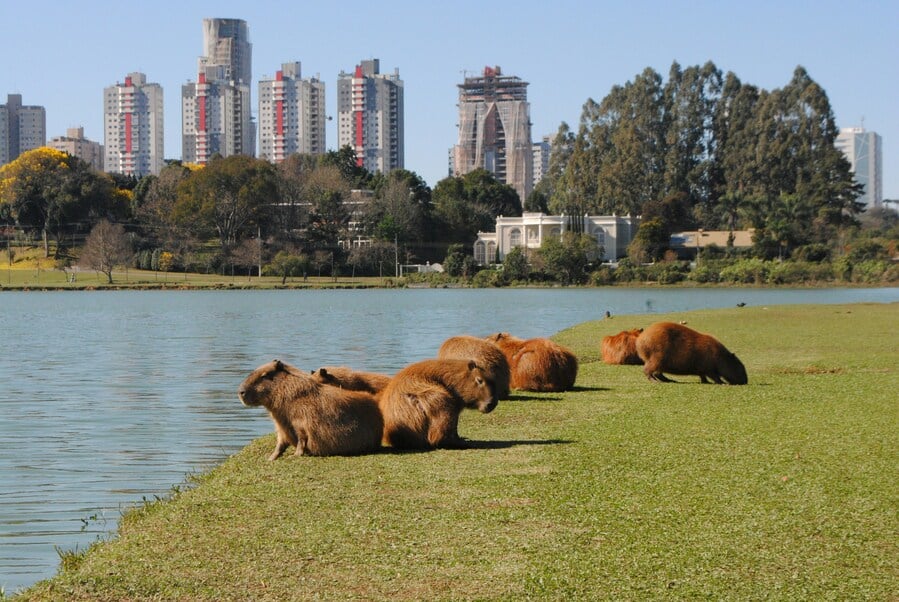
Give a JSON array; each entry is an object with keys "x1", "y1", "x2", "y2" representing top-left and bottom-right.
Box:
[
  {"x1": 238, "y1": 359, "x2": 384, "y2": 459},
  {"x1": 635, "y1": 322, "x2": 748, "y2": 384},
  {"x1": 601, "y1": 328, "x2": 644, "y2": 365},
  {"x1": 437, "y1": 335, "x2": 511, "y2": 400},
  {"x1": 485, "y1": 333, "x2": 578, "y2": 392},
  {"x1": 379, "y1": 359, "x2": 497, "y2": 450},
  {"x1": 310, "y1": 366, "x2": 392, "y2": 397}
]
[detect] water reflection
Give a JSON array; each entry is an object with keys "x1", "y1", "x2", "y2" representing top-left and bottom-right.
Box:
[{"x1": 0, "y1": 287, "x2": 896, "y2": 591}]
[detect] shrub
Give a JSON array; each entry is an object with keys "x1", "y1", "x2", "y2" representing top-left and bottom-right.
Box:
[
  {"x1": 589, "y1": 266, "x2": 615, "y2": 285},
  {"x1": 792, "y1": 244, "x2": 831, "y2": 262},
  {"x1": 471, "y1": 268, "x2": 504, "y2": 288},
  {"x1": 689, "y1": 264, "x2": 720, "y2": 283},
  {"x1": 719, "y1": 258, "x2": 771, "y2": 284}
]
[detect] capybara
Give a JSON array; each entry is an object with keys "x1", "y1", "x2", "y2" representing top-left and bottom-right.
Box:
[
  {"x1": 436, "y1": 335, "x2": 511, "y2": 400},
  {"x1": 379, "y1": 358, "x2": 497, "y2": 450},
  {"x1": 635, "y1": 322, "x2": 748, "y2": 385},
  {"x1": 601, "y1": 328, "x2": 644, "y2": 365},
  {"x1": 485, "y1": 333, "x2": 579, "y2": 392},
  {"x1": 238, "y1": 359, "x2": 384, "y2": 459},
  {"x1": 310, "y1": 366, "x2": 392, "y2": 396}
]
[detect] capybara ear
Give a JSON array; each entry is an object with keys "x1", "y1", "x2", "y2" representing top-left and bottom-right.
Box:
[
  {"x1": 273, "y1": 359, "x2": 283, "y2": 371},
  {"x1": 637, "y1": 327, "x2": 644, "y2": 333},
  {"x1": 319, "y1": 368, "x2": 329, "y2": 377}
]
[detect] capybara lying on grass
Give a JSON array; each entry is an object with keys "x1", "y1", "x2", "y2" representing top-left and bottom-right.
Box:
[
  {"x1": 437, "y1": 334, "x2": 511, "y2": 400},
  {"x1": 635, "y1": 322, "x2": 748, "y2": 384},
  {"x1": 310, "y1": 366, "x2": 392, "y2": 396},
  {"x1": 379, "y1": 359, "x2": 497, "y2": 450},
  {"x1": 238, "y1": 359, "x2": 384, "y2": 459},
  {"x1": 601, "y1": 328, "x2": 644, "y2": 365},
  {"x1": 485, "y1": 333, "x2": 578, "y2": 392}
]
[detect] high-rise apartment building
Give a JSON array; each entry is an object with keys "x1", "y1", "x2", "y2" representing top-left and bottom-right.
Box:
[
  {"x1": 182, "y1": 18, "x2": 254, "y2": 164},
  {"x1": 835, "y1": 127, "x2": 883, "y2": 209},
  {"x1": 49, "y1": 127, "x2": 104, "y2": 172},
  {"x1": 258, "y1": 62, "x2": 326, "y2": 162},
  {"x1": 337, "y1": 59, "x2": 403, "y2": 174},
  {"x1": 0, "y1": 94, "x2": 46, "y2": 166},
  {"x1": 104, "y1": 73, "x2": 164, "y2": 176},
  {"x1": 453, "y1": 66, "x2": 533, "y2": 201},
  {"x1": 532, "y1": 136, "x2": 552, "y2": 188}
]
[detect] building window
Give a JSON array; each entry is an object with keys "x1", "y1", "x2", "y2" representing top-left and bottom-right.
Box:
[
  {"x1": 509, "y1": 229, "x2": 522, "y2": 248},
  {"x1": 474, "y1": 242, "x2": 486, "y2": 264}
]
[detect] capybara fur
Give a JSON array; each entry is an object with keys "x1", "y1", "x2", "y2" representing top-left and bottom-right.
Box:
[
  {"x1": 601, "y1": 328, "x2": 644, "y2": 365},
  {"x1": 379, "y1": 359, "x2": 497, "y2": 450},
  {"x1": 485, "y1": 333, "x2": 578, "y2": 392},
  {"x1": 635, "y1": 322, "x2": 748, "y2": 385},
  {"x1": 238, "y1": 359, "x2": 384, "y2": 459},
  {"x1": 437, "y1": 335, "x2": 511, "y2": 400},
  {"x1": 310, "y1": 366, "x2": 392, "y2": 397}
]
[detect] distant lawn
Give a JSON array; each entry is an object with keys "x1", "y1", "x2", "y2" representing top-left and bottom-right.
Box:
[
  {"x1": 15, "y1": 303, "x2": 898, "y2": 601},
  {"x1": 0, "y1": 247, "x2": 391, "y2": 290}
]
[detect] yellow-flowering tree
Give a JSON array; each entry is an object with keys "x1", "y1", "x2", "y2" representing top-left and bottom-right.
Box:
[{"x1": 0, "y1": 147, "x2": 127, "y2": 257}]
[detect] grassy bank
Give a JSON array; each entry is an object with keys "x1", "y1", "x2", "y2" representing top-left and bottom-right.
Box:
[{"x1": 15, "y1": 303, "x2": 898, "y2": 600}]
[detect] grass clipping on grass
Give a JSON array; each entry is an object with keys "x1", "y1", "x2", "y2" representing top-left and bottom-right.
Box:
[{"x1": 19, "y1": 303, "x2": 899, "y2": 601}]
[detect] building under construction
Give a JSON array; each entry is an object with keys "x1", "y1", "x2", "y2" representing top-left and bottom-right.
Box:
[{"x1": 453, "y1": 66, "x2": 533, "y2": 201}]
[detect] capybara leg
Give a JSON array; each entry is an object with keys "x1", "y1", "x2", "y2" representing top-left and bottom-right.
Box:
[
  {"x1": 655, "y1": 373, "x2": 675, "y2": 383},
  {"x1": 709, "y1": 373, "x2": 725, "y2": 385},
  {"x1": 269, "y1": 438, "x2": 289, "y2": 461},
  {"x1": 428, "y1": 412, "x2": 462, "y2": 449},
  {"x1": 700, "y1": 374, "x2": 710, "y2": 384},
  {"x1": 294, "y1": 432, "x2": 309, "y2": 456}
]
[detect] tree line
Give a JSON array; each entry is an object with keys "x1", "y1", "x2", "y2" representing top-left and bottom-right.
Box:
[{"x1": 1, "y1": 62, "x2": 894, "y2": 284}]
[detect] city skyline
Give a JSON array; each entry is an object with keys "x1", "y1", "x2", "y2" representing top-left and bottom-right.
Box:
[{"x1": 0, "y1": 1, "x2": 895, "y2": 198}]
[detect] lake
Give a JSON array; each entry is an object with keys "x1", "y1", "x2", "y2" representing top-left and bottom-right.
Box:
[{"x1": 1, "y1": 287, "x2": 897, "y2": 591}]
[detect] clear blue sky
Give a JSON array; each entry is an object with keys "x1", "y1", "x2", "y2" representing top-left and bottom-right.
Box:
[{"x1": 2, "y1": 0, "x2": 896, "y2": 199}]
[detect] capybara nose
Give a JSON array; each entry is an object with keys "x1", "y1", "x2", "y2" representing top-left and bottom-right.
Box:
[
  {"x1": 482, "y1": 398, "x2": 498, "y2": 414},
  {"x1": 237, "y1": 387, "x2": 247, "y2": 401}
]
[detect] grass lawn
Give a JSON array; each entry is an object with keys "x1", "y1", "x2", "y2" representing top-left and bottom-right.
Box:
[{"x1": 14, "y1": 303, "x2": 898, "y2": 601}]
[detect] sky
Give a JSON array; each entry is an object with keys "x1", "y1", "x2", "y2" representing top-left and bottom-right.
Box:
[{"x1": 1, "y1": 0, "x2": 896, "y2": 199}]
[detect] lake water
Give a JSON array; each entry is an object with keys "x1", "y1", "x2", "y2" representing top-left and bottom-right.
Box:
[{"x1": 1, "y1": 287, "x2": 897, "y2": 591}]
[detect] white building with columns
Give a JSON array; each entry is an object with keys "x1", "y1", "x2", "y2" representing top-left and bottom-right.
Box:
[{"x1": 474, "y1": 212, "x2": 640, "y2": 265}]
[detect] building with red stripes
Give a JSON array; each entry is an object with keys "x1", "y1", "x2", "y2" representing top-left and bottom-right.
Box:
[
  {"x1": 258, "y1": 62, "x2": 326, "y2": 162},
  {"x1": 336, "y1": 59, "x2": 403, "y2": 174},
  {"x1": 103, "y1": 72, "x2": 163, "y2": 176}
]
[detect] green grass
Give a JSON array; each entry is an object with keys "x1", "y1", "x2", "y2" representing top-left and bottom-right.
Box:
[{"x1": 16, "y1": 303, "x2": 898, "y2": 601}]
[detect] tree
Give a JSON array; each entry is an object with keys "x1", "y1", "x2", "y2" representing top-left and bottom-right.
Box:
[
  {"x1": 628, "y1": 218, "x2": 669, "y2": 262},
  {"x1": 537, "y1": 232, "x2": 601, "y2": 284},
  {"x1": 502, "y1": 246, "x2": 530, "y2": 282},
  {"x1": 433, "y1": 170, "x2": 521, "y2": 243},
  {"x1": 365, "y1": 170, "x2": 429, "y2": 243},
  {"x1": 231, "y1": 237, "x2": 263, "y2": 278},
  {"x1": 0, "y1": 148, "x2": 126, "y2": 257},
  {"x1": 173, "y1": 155, "x2": 278, "y2": 254},
  {"x1": 79, "y1": 220, "x2": 132, "y2": 283},
  {"x1": 266, "y1": 249, "x2": 310, "y2": 284}
]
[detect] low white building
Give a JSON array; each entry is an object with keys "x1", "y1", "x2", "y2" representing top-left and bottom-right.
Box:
[{"x1": 474, "y1": 212, "x2": 640, "y2": 264}]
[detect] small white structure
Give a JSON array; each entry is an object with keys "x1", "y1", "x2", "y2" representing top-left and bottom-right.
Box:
[{"x1": 474, "y1": 212, "x2": 640, "y2": 264}]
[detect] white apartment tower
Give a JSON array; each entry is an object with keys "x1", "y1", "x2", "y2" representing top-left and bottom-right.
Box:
[
  {"x1": 182, "y1": 18, "x2": 254, "y2": 164},
  {"x1": 104, "y1": 73, "x2": 164, "y2": 176},
  {"x1": 454, "y1": 66, "x2": 534, "y2": 201},
  {"x1": 337, "y1": 59, "x2": 404, "y2": 173},
  {"x1": 835, "y1": 127, "x2": 883, "y2": 209},
  {"x1": 258, "y1": 62, "x2": 326, "y2": 162},
  {"x1": 0, "y1": 94, "x2": 46, "y2": 166}
]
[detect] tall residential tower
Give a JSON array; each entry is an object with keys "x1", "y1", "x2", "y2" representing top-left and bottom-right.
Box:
[
  {"x1": 835, "y1": 127, "x2": 883, "y2": 209},
  {"x1": 337, "y1": 59, "x2": 403, "y2": 174},
  {"x1": 104, "y1": 72, "x2": 164, "y2": 176},
  {"x1": 258, "y1": 62, "x2": 326, "y2": 162},
  {"x1": 453, "y1": 66, "x2": 533, "y2": 201},
  {"x1": 0, "y1": 94, "x2": 46, "y2": 166},
  {"x1": 182, "y1": 18, "x2": 254, "y2": 164}
]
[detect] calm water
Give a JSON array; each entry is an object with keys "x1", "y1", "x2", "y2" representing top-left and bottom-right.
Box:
[{"x1": 1, "y1": 287, "x2": 897, "y2": 591}]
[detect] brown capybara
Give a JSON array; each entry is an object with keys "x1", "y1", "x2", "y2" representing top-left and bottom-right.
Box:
[
  {"x1": 635, "y1": 322, "x2": 748, "y2": 385},
  {"x1": 485, "y1": 333, "x2": 578, "y2": 392},
  {"x1": 601, "y1": 328, "x2": 644, "y2": 365},
  {"x1": 310, "y1": 366, "x2": 392, "y2": 397},
  {"x1": 238, "y1": 359, "x2": 384, "y2": 460},
  {"x1": 436, "y1": 335, "x2": 511, "y2": 400},
  {"x1": 379, "y1": 358, "x2": 497, "y2": 450}
]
